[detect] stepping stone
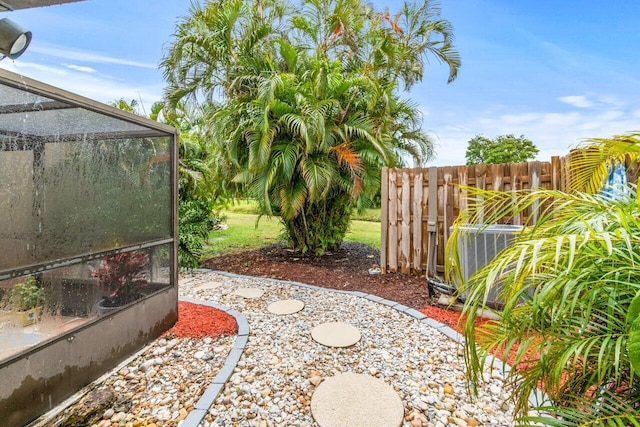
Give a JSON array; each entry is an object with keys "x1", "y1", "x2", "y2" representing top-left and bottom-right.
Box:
[
  {"x1": 178, "y1": 277, "x2": 201, "y2": 287},
  {"x1": 194, "y1": 280, "x2": 224, "y2": 291},
  {"x1": 311, "y1": 322, "x2": 361, "y2": 347},
  {"x1": 267, "y1": 299, "x2": 305, "y2": 315},
  {"x1": 233, "y1": 287, "x2": 264, "y2": 299},
  {"x1": 311, "y1": 373, "x2": 403, "y2": 427}
]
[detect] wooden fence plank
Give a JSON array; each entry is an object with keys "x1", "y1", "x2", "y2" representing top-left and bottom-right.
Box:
[
  {"x1": 426, "y1": 167, "x2": 438, "y2": 275},
  {"x1": 490, "y1": 164, "x2": 503, "y2": 191},
  {"x1": 475, "y1": 164, "x2": 486, "y2": 223},
  {"x1": 442, "y1": 166, "x2": 454, "y2": 251},
  {"x1": 401, "y1": 169, "x2": 411, "y2": 273},
  {"x1": 530, "y1": 161, "x2": 542, "y2": 224},
  {"x1": 421, "y1": 171, "x2": 430, "y2": 272},
  {"x1": 380, "y1": 167, "x2": 389, "y2": 274},
  {"x1": 413, "y1": 170, "x2": 423, "y2": 273},
  {"x1": 458, "y1": 166, "x2": 468, "y2": 212},
  {"x1": 550, "y1": 156, "x2": 560, "y2": 190},
  {"x1": 510, "y1": 162, "x2": 524, "y2": 225},
  {"x1": 388, "y1": 168, "x2": 398, "y2": 272},
  {"x1": 380, "y1": 156, "x2": 574, "y2": 275}
]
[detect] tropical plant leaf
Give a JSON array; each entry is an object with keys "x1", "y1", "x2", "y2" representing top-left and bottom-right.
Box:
[
  {"x1": 162, "y1": 0, "x2": 460, "y2": 254},
  {"x1": 630, "y1": 315, "x2": 640, "y2": 374},
  {"x1": 628, "y1": 291, "x2": 640, "y2": 327},
  {"x1": 449, "y1": 166, "x2": 640, "y2": 418}
]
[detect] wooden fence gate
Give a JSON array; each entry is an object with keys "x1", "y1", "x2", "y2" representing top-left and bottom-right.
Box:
[{"x1": 380, "y1": 157, "x2": 568, "y2": 275}]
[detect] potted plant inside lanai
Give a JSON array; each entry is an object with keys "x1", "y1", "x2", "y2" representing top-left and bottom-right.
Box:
[{"x1": 93, "y1": 251, "x2": 149, "y2": 314}]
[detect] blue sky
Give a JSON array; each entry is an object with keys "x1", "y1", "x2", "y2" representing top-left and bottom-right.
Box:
[{"x1": 2, "y1": 0, "x2": 640, "y2": 166}]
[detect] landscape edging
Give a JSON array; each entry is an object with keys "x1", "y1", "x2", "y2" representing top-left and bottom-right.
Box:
[
  {"x1": 189, "y1": 268, "x2": 548, "y2": 418},
  {"x1": 179, "y1": 297, "x2": 250, "y2": 427}
]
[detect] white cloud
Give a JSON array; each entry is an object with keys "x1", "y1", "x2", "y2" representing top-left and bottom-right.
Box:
[
  {"x1": 29, "y1": 43, "x2": 157, "y2": 69},
  {"x1": 500, "y1": 112, "x2": 540, "y2": 125},
  {"x1": 1, "y1": 60, "x2": 163, "y2": 112},
  {"x1": 539, "y1": 112, "x2": 582, "y2": 127},
  {"x1": 65, "y1": 64, "x2": 97, "y2": 73},
  {"x1": 598, "y1": 95, "x2": 625, "y2": 107},
  {"x1": 6, "y1": 61, "x2": 67, "y2": 75},
  {"x1": 558, "y1": 95, "x2": 594, "y2": 108},
  {"x1": 424, "y1": 101, "x2": 640, "y2": 167}
]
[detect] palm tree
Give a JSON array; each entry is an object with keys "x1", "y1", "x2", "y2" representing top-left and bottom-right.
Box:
[
  {"x1": 110, "y1": 97, "x2": 225, "y2": 268},
  {"x1": 151, "y1": 101, "x2": 219, "y2": 199},
  {"x1": 110, "y1": 98, "x2": 141, "y2": 114},
  {"x1": 214, "y1": 56, "x2": 397, "y2": 252},
  {"x1": 162, "y1": 0, "x2": 460, "y2": 254},
  {"x1": 447, "y1": 134, "x2": 640, "y2": 425}
]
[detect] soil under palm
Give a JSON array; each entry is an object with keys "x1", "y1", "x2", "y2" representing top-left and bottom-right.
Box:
[{"x1": 201, "y1": 241, "x2": 433, "y2": 310}]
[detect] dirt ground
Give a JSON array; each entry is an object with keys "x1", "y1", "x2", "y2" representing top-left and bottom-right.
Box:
[{"x1": 201, "y1": 242, "x2": 433, "y2": 310}]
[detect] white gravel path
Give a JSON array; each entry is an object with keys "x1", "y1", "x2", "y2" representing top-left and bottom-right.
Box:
[
  {"x1": 181, "y1": 271, "x2": 515, "y2": 427},
  {"x1": 38, "y1": 271, "x2": 516, "y2": 427}
]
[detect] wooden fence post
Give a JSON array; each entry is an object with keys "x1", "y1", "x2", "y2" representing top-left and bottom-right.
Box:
[
  {"x1": 401, "y1": 169, "x2": 411, "y2": 273},
  {"x1": 381, "y1": 156, "x2": 567, "y2": 275},
  {"x1": 380, "y1": 167, "x2": 388, "y2": 274},
  {"x1": 388, "y1": 168, "x2": 398, "y2": 272},
  {"x1": 413, "y1": 170, "x2": 424, "y2": 273}
]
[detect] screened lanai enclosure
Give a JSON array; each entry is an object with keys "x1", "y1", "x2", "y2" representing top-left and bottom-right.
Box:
[{"x1": 0, "y1": 68, "x2": 178, "y2": 426}]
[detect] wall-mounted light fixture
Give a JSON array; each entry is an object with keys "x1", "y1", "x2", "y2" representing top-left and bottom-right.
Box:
[{"x1": 0, "y1": 17, "x2": 31, "y2": 60}]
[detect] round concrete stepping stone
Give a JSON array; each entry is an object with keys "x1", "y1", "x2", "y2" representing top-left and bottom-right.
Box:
[
  {"x1": 311, "y1": 373, "x2": 403, "y2": 427},
  {"x1": 194, "y1": 280, "x2": 224, "y2": 291},
  {"x1": 267, "y1": 299, "x2": 305, "y2": 315},
  {"x1": 311, "y1": 322, "x2": 361, "y2": 347},
  {"x1": 233, "y1": 287, "x2": 264, "y2": 299}
]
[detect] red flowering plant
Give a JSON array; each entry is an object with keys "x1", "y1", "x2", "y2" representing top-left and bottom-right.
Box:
[{"x1": 92, "y1": 251, "x2": 149, "y2": 307}]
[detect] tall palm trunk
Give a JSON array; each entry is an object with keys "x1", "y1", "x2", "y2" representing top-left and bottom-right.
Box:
[{"x1": 282, "y1": 191, "x2": 352, "y2": 254}]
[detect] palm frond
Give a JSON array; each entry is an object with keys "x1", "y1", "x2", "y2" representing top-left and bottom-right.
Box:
[
  {"x1": 567, "y1": 133, "x2": 640, "y2": 194},
  {"x1": 449, "y1": 183, "x2": 640, "y2": 417},
  {"x1": 518, "y1": 389, "x2": 640, "y2": 427}
]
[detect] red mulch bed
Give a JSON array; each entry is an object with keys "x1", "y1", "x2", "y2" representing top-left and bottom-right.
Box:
[
  {"x1": 420, "y1": 305, "x2": 466, "y2": 331},
  {"x1": 420, "y1": 305, "x2": 517, "y2": 365},
  {"x1": 163, "y1": 301, "x2": 237, "y2": 339}
]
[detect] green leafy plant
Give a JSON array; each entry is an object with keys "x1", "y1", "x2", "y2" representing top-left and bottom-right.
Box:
[
  {"x1": 465, "y1": 134, "x2": 539, "y2": 165},
  {"x1": 178, "y1": 198, "x2": 218, "y2": 269},
  {"x1": 151, "y1": 101, "x2": 230, "y2": 269},
  {"x1": 447, "y1": 134, "x2": 640, "y2": 425},
  {"x1": 6, "y1": 277, "x2": 44, "y2": 311},
  {"x1": 162, "y1": 0, "x2": 460, "y2": 255},
  {"x1": 628, "y1": 290, "x2": 640, "y2": 402}
]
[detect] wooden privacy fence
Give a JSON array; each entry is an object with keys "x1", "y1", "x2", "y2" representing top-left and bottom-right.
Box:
[{"x1": 380, "y1": 157, "x2": 568, "y2": 275}]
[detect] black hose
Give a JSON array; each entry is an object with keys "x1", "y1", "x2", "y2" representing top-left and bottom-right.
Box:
[{"x1": 426, "y1": 276, "x2": 465, "y2": 302}]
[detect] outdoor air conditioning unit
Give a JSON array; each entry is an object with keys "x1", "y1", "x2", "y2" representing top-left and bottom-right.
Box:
[{"x1": 451, "y1": 224, "x2": 523, "y2": 307}]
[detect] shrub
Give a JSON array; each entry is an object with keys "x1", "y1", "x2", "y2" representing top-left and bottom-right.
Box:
[{"x1": 178, "y1": 198, "x2": 218, "y2": 269}]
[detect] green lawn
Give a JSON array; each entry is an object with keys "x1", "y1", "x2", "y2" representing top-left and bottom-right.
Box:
[
  {"x1": 203, "y1": 210, "x2": 381, "y2": 258},
  {"x1": 202, "y1": 213, "x2": 283, "y2": 257},
  {"x1": 224, "y1": 199, "x2": 381, "y2": 222},
  {"x1": 344, "y1": 219, "x2": 381, "y2": 249}
]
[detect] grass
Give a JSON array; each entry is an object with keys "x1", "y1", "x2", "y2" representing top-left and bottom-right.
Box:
[
  {"x1": 224, "y1": 199, "x2": 381, "y2": 222},
  {"x1": 202, "y1": 213, "x2": 283, "y2": 258},
  {"x1": 203, "y1": 209, "x2": 381, "y2": 258},
  {"x1": 344, "y1": 219, "x2": 381, "y2": 249}
]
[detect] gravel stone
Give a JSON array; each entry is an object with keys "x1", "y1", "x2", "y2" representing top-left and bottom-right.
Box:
[
  {"x1": 180, "y1": 271, "x2": 515, "y2": 426},
  {"x1": 44, "y1": 270, "x2": 516, "y2": 427}
]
